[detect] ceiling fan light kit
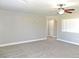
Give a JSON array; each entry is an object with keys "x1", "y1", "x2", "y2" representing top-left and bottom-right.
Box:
[
  {"x1": 58, "y1": 8, "x2": 64, "y2": 15},
  {"x1": 57, "y1": 4, "x2": 65, "y2": 15}
]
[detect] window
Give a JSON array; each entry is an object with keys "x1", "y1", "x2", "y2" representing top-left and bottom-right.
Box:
[{"x1": 62, "y1": 18, "x2": 79, "y2": 33}]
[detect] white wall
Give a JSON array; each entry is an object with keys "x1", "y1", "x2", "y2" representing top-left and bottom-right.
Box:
[{"x1": 0, "y1": 10, "x2": 47, "y2": 45}]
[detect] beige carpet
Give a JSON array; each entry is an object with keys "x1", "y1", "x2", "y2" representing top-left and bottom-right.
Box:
[{"x1": 0, "y1": 37, "x2": 79, "y2": 58}]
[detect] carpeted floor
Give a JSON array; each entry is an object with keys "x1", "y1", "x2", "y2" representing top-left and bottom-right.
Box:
[{"x1": 0, "y1": 37, "x2": 79, "y2": 58}]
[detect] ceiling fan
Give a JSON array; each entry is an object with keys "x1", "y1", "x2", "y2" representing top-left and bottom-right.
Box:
[{"x1": 57, "y1": 4, "x2": 75, "y2": 14}]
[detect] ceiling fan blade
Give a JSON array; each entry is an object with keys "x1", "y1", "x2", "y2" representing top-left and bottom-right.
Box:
[
  {"x1": 66, "y1": 11, "x2": 72, "y2": 13},
  {"x1": 64, "y1": 8, "x2": 75, "y2": 13},
  {"x1": 67, "y1": 9, "x2": 75, "y2": 11},
  {"x1": 64, "y1": 9, "x2": 75, "y2": 12}
]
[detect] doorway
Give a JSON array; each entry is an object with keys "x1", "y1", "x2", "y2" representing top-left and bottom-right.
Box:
[{"x1": 48, "y1": 18, "x2": 57, "y2": 38}]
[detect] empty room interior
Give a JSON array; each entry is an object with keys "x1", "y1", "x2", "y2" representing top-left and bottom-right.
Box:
[{"x1": 0, "y1": 0, "x2": 79, "y2": 58}]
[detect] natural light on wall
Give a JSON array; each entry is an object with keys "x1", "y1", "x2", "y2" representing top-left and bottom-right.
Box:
[{"x1": 62, "y1": 18, "x2": 79, "y2": 33}]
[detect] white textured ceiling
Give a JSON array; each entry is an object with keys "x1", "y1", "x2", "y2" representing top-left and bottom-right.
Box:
[{"x1": 0, "y1": 0, "x2": 79, "y2": 15}]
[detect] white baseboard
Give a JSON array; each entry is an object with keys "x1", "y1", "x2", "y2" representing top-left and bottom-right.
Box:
[
  {"x1": 0, "y1": 37, "x2": 47, "y2": 47},
  {"x1": 57, "y1": 39, "x2": 79, "y2": 46}
]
